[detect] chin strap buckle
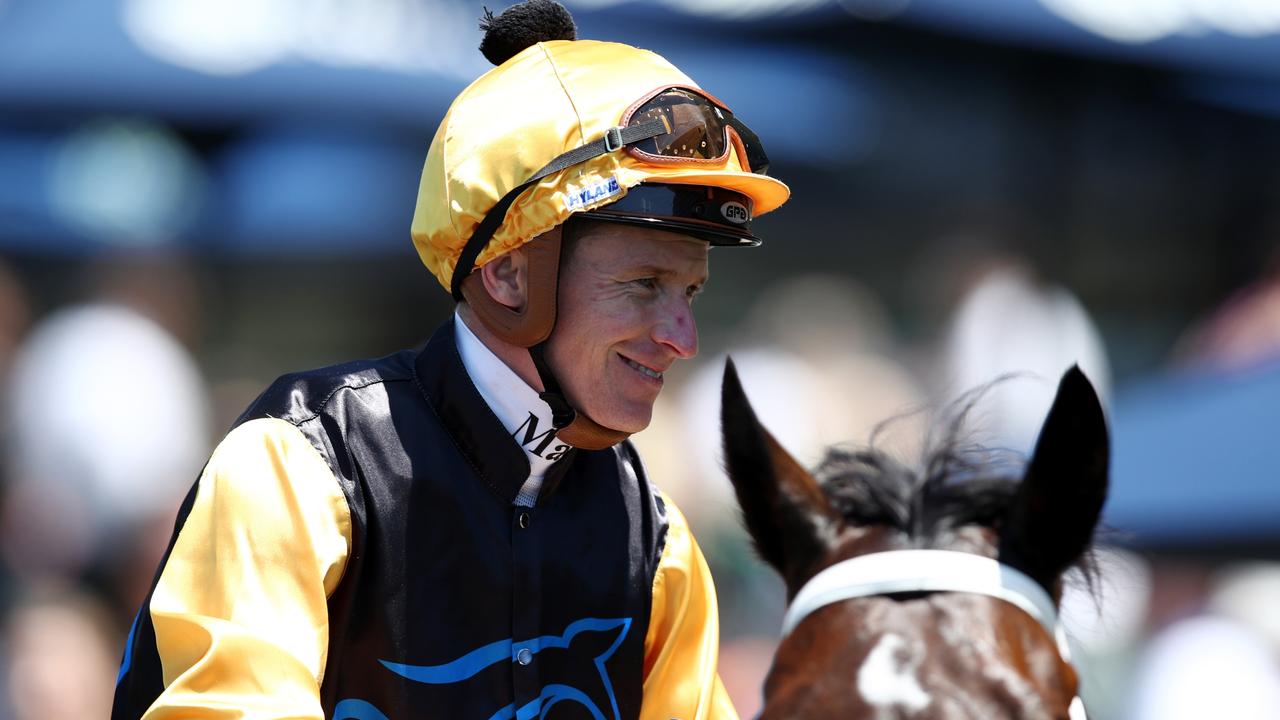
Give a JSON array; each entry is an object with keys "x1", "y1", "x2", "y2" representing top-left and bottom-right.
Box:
[{"x1": 539, "y1": 390, "x2": 577, "y2": 430}]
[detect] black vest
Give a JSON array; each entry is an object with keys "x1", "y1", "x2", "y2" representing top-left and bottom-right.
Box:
[{"x1": 113, "y1": 321, "x2": 671, "y2": 720}]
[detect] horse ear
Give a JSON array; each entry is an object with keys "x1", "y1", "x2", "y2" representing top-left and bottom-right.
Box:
[
  {"x1": 721, "y1": 358, "x2": 839, "y2": 595},
  {"x1": 999, "y1": 365, "x2": 1109, "y2": 591}
]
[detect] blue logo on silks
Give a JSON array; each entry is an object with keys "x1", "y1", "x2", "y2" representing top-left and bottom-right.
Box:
[{"x1": 333, "y1": 617, "x2": 632, "y2": 720}]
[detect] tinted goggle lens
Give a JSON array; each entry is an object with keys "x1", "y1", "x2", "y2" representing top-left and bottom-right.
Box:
[{"x1": 624, "y1": 88, "x2": 770, "y2": 175}]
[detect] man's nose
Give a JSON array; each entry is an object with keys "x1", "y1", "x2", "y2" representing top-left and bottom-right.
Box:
[{"x1": 652, "y1": 298, "x2": 698, "y2": 359}]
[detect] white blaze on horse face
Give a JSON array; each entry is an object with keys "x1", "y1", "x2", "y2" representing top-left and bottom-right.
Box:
[{"x1": 857, "y1": 633, "x2": 932, "y2": 715}]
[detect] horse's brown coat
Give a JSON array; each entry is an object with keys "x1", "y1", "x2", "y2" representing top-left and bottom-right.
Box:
[{"x1": 721, "y1": 362, "x2": 1106, "y2": 719}]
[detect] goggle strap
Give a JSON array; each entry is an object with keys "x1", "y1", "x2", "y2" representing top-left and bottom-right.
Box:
[
  {"x1": 450, "y1": 118, "x2": 669, "y2": 299},
  {"x1": 727, "y1": 116, "x2": 769, "y2": 176}
]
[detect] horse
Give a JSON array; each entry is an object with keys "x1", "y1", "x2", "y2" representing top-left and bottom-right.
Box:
[{"x1": 720, "y1": 360, "x2": 1108, "y2": 720}]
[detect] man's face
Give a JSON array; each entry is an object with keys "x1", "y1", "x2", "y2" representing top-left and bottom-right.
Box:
[{"x1": 546, "y1": 222, "x2": 709, "y2": 433}]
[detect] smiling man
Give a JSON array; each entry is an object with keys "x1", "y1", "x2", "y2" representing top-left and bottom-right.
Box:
[
  {"x1": 111, "y1": 2, "x2": 788, "y2": 719},
  {"x1": 476, "y1": 222, "x2": 708, "y2": 436},
  {"x1": 554, "y1": 228, "x2": 705, "y2": 424}
]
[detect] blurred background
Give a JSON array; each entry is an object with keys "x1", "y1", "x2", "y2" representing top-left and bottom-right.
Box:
[{"x1": 3, "y1": 0, "x2": 1280, "y2": 717}]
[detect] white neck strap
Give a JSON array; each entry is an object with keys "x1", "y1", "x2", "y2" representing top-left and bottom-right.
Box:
[
  {"x1": 782, "y1": 550, "x2": 1085, "y2": 719},
  {"x1": 783, "y1": 550, "x2": 1060, "y2": 639}
]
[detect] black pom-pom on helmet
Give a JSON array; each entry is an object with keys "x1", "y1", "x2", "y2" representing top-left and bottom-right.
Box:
[{"x1": 478, "y1": 0, "x2": 577, "y2": 66}]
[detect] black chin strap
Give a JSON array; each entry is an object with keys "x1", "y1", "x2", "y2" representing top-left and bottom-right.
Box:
[
  {"x1": 529, "y1": 341, "x2": 577, "y2": 430},
  {"x1": 528, "y1": 215, "x2": 577, "y2": 432}
]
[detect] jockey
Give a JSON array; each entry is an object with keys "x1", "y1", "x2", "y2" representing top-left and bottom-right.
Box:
[{"x1": 111, "y1": 2, "x2": 789, "y2": 718}]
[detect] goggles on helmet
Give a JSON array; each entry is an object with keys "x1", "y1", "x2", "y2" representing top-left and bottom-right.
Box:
[
  {"x1": 450, "y1": 86, "x2": 770, "y2": 299},
  {"x1": 623, "y1": 86, "x2": 770, "y2": 175}
]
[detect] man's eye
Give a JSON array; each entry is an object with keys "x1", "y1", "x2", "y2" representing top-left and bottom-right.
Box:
[{"x1": 632, "y1": 277, "x2": 658, "y2": 290}]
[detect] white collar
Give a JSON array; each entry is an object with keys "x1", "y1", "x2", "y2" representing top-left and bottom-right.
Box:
[{"x1": 453, "y1": 313, "x2": 568, "y2": 485}]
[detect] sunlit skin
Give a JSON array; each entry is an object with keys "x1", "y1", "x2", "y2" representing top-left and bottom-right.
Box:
[
  {"x1": 458, "y1": 222, "x2": 708, "y2": 433},
  {"x1": 548, "y1": 223, "x2": 708, "y2": 432}
]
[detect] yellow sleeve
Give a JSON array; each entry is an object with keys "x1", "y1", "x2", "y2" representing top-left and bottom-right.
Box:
[
  {"x1": 641, "y1": 494, "x2": 739, "y2": 720},
  {"x1": 143, "y1": 417, "x2": 352, "y2": 719}
]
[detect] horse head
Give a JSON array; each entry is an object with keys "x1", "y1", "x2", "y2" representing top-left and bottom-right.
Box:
[{"x1": 721, "y1": 360, "x2": 1108, "y2": 720}]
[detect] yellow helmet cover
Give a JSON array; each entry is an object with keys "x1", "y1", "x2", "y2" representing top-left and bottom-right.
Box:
[{"x1": 410, "y1": 36, "x2": 791, "y2": 292}]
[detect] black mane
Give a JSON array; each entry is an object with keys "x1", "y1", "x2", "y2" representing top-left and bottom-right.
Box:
[
  {"x1": 812, "y1": 394, "x2": 1101, "y2": 592},
  {"x1": 817, "y1": 382, "x2": 1025, "y2": 543},
  {"x1": 816, "y1": 443, "x2": 1022, "y2": 545}
]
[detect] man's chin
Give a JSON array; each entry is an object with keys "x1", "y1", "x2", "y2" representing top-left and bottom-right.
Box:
[{"x1": 579, "y1": 402, "x2": 653, "y2": 435}]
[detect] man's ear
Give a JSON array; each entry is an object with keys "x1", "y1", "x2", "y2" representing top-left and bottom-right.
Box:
[
  {"x1": 459, "y1": 230, "x2": 561, "y2": 348},
  {"x1": 479, "y1": 247, "x2": 529, "y2": 311}
]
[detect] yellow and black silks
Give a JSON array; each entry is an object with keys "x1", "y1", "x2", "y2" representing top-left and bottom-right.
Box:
[{"x1": 111, "y1": 319, "x2": 736, "y2": 720}]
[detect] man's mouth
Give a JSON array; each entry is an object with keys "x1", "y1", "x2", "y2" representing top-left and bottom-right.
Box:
[{"x1": 621, "y1": 355, "x2": 663, "y2": 381}]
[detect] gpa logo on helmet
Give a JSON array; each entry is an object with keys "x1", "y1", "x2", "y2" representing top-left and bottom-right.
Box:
[{"x1": 720, "y1": 201, "x2": 750, "y2": 224}]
